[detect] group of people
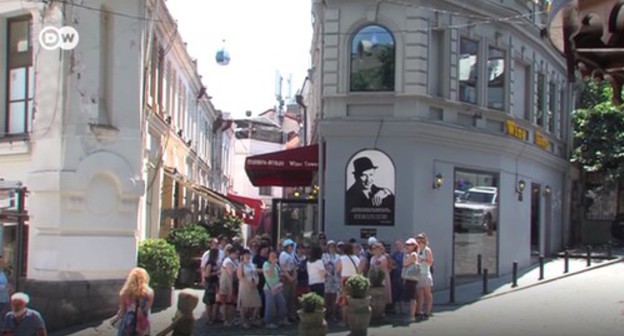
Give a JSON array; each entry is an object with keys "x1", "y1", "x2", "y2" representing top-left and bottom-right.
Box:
[{"x1": 199, "y1": 231, "x2": 435, "y2": 330}]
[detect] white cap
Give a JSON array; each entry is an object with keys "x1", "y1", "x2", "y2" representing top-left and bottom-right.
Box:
[
  {"x1": 368, "y1": 237, "x2": 378, "y2": 246},
  {"x1": 327, "y1": 240, "x2": 336, "y2": 245},
  {"x1": 405, "y1": 238, "x2": 417, "y2": 245}
]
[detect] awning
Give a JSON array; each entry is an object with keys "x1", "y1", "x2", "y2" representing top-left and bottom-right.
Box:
[
  {"x1": 163, "y1": 166, "x2": 232, "y2": 209},
  {"x1": 245, "y1": 144, "x2": 319, "y2": 187},
  {"x1": 227, "y1": 192, "x2": 265, "y2": 227}
]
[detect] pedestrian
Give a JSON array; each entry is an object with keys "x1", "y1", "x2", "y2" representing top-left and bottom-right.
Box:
[
  {"x1": 402, "y1": 238, "x2": 419, "y2": 321},
  {"x1": 336, "y1": 243, "x2": 360, "y2": 327},
  {"x1": 415, "y1": 233, "x2": 434, "y2": 320},
  {"x1": 321, "y1": 240, "x2": 340, "y2": 322},
  {"x1": 278, "y1": 239, "x2": 297, "y2": 321},
  {"x1": 253, "y1": 244, "x2": 270, "y2": 319},
  {"x1": 390, "y1": 239, "x2": 406, "y2": 314},
  {"x1": 200, "y1": 247, "x2": 219, "y2": 324},
  {"x1": 115, "y1": 267, "x2": 153, "y2": 336},
  {"x1": 307, "y1": 245, "x2": 326, "y2": 297},
  {"x1": 0, "y1": 257, "x2": 12, "y2": 325},
  {"x1": 262, "y1": 251, "x2": 290, "y2": 329},
  {"x1": 218, "y1": 245, "x2": 239, "y2": 327},
  {"x1": 369, "y1": 242, "x2": 393, "y2": 308},
  {"x1": 1, "y1": 292, "x2": 46, "y2": 336},
  {"x1": 237, "y1": 249, "x2": 262, "y2": 329}
]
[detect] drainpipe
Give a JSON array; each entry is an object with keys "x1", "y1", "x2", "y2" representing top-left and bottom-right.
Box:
[{"x1": 295, "y1": 77, "x2": 309, "y2": 146}]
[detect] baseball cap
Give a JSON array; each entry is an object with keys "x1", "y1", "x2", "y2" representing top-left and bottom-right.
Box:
[
  {"x1": 337, "y1": 241, "x2": 345, "y2": 246},
  {"x1": 11, "y1": 292, "x2": 29, "y2": 304},
  {"x1": 368, "y1": 237, "x2": 377, "y2": 246},
  {"x1": 282, "y1": 239, "x2": 295, "y2": 247},
  {"x1": 405, "y1": 238, "x2": 417, "y2": 245},
  {"x1": 327, "y1": 240, "x2": 336, "y2": 245}
]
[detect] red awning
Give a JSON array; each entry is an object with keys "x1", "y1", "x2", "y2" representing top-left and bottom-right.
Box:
[
  {"x1": 245, "y1": 144, "x2": 319, "y2": 187},
  {"x1": 227, "y1": 192, "x2": 264, "y2": 227}
]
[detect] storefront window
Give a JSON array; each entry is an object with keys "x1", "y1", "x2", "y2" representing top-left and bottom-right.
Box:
[{"x1": 350, "y1": 24, "x2": 395, "y2": 92}]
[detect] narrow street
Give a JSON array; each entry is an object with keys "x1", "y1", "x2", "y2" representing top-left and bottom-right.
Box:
[{"x1": 326, "y1": 261, "x2": 624, "y2": 336}]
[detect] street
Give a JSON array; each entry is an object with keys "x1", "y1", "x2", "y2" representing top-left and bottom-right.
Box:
[{"x1": 326, "y1": 261, "x2": 624, "y2": 336}]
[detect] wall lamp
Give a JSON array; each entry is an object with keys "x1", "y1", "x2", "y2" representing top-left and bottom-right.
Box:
[
  {"x1": 543, "y1": 185, "x2": 552, "y2": 196},
  {"x1": 432, "y1": 174, "x2": 444, "y2": 189},
  {"x1": 516, "y1": 179, "x2": 526, "y2": 201}
]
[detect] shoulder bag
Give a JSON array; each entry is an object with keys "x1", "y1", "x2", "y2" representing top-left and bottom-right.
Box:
[{"x1": 401, "y1": 254, "x2": 420, "y2": 281}]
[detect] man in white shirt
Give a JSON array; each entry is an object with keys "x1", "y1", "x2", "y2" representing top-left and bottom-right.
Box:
[{"x1": 279, "y1": 239, "x2": 297, "y2": 321}]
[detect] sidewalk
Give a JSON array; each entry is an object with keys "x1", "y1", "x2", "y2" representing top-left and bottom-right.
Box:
[{"x1": 52, "y1": 251, "x2": 623, "y2": 336}]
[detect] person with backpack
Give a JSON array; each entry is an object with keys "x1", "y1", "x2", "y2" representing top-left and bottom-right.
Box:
[{"x1": 295, "y1": 244, "x2": 310, "y2": 298}]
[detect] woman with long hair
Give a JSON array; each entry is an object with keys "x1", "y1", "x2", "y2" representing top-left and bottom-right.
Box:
[
  {"x1": 402, "y1": 238, "x2": 419, "y2": 321},
  {"x1": 335, "y1": 243, "x2": 360, "y2": 327},
  {"x1": 218, "y1": 245, "x2": 239, "y2": 327},
  {"x1": 307, "y1": 245, "x2": 326, "y2": 297},
  {"x1": 202, "y1": 248, "x2": 220, "y2": 324},
  {"x1": 237, "y1": 249, "x2": 262, "y2": 329},
  {"x1": 369, "y1": 242, "x2": 393, "y2": 308},
  {"x1": 116, "y1": 267, "x2": 154, "y2": 336},
  {"x1": 415, "y1": 233, "x2": 434, "y2": 320},
  {"x1": 321, "y1": 240, "x2": 340, "y2": 322}
]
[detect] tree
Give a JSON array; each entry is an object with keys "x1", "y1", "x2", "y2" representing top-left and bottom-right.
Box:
[{"x1": 572, "y1": 79, "x2": 624, "y2": 183}]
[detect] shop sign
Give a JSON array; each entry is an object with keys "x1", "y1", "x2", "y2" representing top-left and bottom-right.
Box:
[
  {"x1": 345, "y1": 149, "x2": 395, "y2": 226},
  {"x1": 505, "y1": 119, "x2": 528, "y2": 141},
  {"x1": 534, "y1": 130, "x2": 551, "y2": 150},
  {"x1": 360, "y1": 228, "x2": 377, "y2": 239}
]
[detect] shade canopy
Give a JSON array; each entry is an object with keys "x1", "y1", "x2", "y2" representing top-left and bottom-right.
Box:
[
  {"x1": 245, "y1": 144, "x2": 319, "y2": 187},
  {"x1": 227, "y1": 192, "x2": 264, "y2": 227}
]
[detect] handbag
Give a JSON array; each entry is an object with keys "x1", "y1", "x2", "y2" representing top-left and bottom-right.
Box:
[
  {"x1": 401, "y1": 261, "x2": 421, "y2": 281},
  {"x1": 271, "y1": 282, "x2": 284, "y2": 295}
]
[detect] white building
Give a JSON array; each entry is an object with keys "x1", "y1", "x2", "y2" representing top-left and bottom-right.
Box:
[{"x1": 310, "y1": 0, "x2": 573, "y2": 288}]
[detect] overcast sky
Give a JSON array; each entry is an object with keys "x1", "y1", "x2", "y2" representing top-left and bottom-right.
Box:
[{"x1": 166, "y1": 0, "x2": 313, "y2": 118}]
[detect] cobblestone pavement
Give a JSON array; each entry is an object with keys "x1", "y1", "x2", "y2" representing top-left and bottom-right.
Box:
[{"x1": 53, "y1": 249, "x2": 623, "y2": 336}]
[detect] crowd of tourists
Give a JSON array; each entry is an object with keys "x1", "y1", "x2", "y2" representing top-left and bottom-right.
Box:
[{"x1": 198, "y1": 231, "x2": 435, "y2": 330}]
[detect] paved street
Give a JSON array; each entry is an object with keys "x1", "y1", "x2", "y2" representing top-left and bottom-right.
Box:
[{"x1": 53, "y1": 255, "x2": 623, "y2": 336}]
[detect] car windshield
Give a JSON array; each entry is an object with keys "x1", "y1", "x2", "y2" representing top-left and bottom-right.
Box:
[{"x1": 463, "y1": 191, "x2": 494, "y2": 203}]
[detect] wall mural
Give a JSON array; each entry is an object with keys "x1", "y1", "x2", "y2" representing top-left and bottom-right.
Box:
[{"x1": 345, "y1": 149, "x2": 395, "y2": 226}]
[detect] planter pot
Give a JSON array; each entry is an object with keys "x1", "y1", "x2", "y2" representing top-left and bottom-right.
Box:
[
  {"x1": 346, "y1": 296, "x2": 371, "y2": 336},
  {"x1": 298, "y1": 309, "x2": 327, "y2": 336},
  {"x1": 178, "y1": 267, "x2": 195, "y2": 286},
  {"x1": 369, "y1": 287, "x2": 386, "y2": 321},
  {"x1": 151, "y1": 286, "x2": 173, "y2": 311}
]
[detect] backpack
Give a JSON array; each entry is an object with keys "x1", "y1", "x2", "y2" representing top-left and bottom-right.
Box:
[{"x1": 296, "y1": 258, "x2": 309, "y2": 285}]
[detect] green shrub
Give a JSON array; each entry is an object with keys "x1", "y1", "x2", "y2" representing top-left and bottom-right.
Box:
[
  {"x1": 166, "y1": 224, "x2": 210, "y2": 268},
  {"x1": 205, "y1": 215, "x2": 242, "y2": 239},
  {"x1": 368, "y1": 268, "x2": 385, "y2": 287},
  {"x1": 346, "y1": 274, "x2": 370, "y2": 299},
  {"x1": 299, "y1": 292, "x2": 325, "y2": 313},
  {"x1": 137, "y1": 239, "x2": 180, "y2": 288}
]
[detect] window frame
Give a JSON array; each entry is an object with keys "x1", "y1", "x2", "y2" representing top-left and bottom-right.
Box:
[
  {"x1": 349, "y1": 24, "x2": 396, "y2": 92},
  {"x1": 536, "y1": 72, "x2": 546, "y2": 127},
  {"x1": 458, "y1": 37, "x2": 480, "y2": 105},
  {"x1": 486, "y1": 46, "x2": 506, "y2": 111},
  {"x1": 6, "y1": 15, "x2": 34, "y2": 136}
]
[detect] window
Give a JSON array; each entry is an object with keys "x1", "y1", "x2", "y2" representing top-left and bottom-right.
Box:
[
  {"x1": 259, "y1": 186, "x2": 272, "y2": 196},
  {"x1": 350, "y1": 24, "x2": 395, "y2": 92},
  {"x1": 559, "y1": 89, "x2": 566, "y2": 139},
  {"x1": 513, "y1": 62, "x2": 530, "y2": 119},
  {"x1": 459, "y1": 38, "x2": 479, "y2": 104},
  {"x1": 536, "y1": 73, "x2": 545, "y2": 126},
  {"x1": 548, "y1": 82, "x2": 556, "y2": 133},
  {"x1": 6, "y1": 16, "x2": 34, "y2": 135},
  {"x1": 487, "y1": 47, "x2": 506, "y2": 110}
]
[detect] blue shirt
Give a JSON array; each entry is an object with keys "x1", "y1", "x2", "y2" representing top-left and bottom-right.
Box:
[{"x1": 2, "y1": 309, "x2": 46, "y2": 335}]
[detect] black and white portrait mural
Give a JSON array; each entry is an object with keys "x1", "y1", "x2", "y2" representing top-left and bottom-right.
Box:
[{"x1": 345, "y1": 149, "x2": 395, "y2": 226}]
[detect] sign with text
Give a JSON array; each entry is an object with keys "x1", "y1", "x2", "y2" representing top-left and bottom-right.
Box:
[
  {"x1": 534, "y1": 130, "x2": 551, "y2": 150},
  {"x1": 360, "y1": 228, "x2": 377, "y2": 239},
  {"x1": 505, "y1": 119, "x2": 529, "y2": 141}
]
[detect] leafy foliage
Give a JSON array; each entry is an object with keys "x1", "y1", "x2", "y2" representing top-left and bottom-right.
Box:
[
  {"x1": 368, "y1": 268, "x2": 385, "y2": 287},
  {"x1": 138, "y1": 239, "x2": 180, "y2": 288},
  {"x1": 204, "y1": 215, "x2": 243, "y2": 239},
  {"x1": 166, "y1": 224, "x2": 210, "y2": 268},
  {"x1": 299, "y1": 292, "x2": 325, "y2": 313},
  {"x1": 346, "y1": 274, "x2": 370, "y2": 299},
  {"x1": 572, "y1": 79, "x2": 624, "y2": 183}
]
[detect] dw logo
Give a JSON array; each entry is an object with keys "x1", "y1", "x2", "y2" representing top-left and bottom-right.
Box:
[{"x1": 38, "y1": 26, "x2": 79, "y2": 50}]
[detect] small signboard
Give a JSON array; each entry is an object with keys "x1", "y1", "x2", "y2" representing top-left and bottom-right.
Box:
[{"x1": 360, "y1": 228, "x2": 377, "y2": 239}]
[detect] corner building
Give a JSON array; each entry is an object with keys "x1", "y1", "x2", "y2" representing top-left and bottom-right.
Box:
[{"x1": 312, "y1": 0, "x2": 573, "y2": 287}]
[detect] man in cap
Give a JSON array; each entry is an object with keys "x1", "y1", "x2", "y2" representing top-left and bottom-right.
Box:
[
  {"x1": 1, "y1": 292, "x2": 46, "y2": 335},
  {"x1": 279, "y1": 239, "x2": 297, "y2": 321},
  {"x1": 346, "y1": 156, "x2": 394, "y2": 209}
]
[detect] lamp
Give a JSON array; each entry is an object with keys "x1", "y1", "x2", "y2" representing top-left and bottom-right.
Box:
[
  {"x1": 516, "y1": 179, "x2": 526, "y2": 201},
  {"x1": 293, "y1": 189, "x2": 301, "y2": 198},
  {"x1": 432, "y1": 174, "x2": 443, "y2": 189},
  {"x1": 543, "y1": 185, "x2": 552, "y2": 196}
]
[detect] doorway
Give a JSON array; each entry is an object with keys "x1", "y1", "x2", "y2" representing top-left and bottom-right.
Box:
[
  {"x1": 271, "y1": 199, "x2": 319, "y2": 247},
  {"x1": 530, "y1": 183, "x2": 541, "y2": 256}
]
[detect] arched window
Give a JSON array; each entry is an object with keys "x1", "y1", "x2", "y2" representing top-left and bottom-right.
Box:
[{"x1": 350, "y1": 24, "x2": 395, "y2": 92}]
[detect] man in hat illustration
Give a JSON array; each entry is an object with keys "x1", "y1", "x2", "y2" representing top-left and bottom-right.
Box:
[{"x1": 346, "y1": 156, "x2": 394, "y2": 210}]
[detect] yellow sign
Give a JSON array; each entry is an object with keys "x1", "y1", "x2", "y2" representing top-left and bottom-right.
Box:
[
  {"x1": 506, "y1": 120, "x2": 528, "y2": 141},
  {"x1": 534, "y1": 130, "x2": 550, "y2": 150}
]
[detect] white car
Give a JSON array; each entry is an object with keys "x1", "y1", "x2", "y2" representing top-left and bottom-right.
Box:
[{"x1": 454, "y1": 186, "x2": 498, "y2": 232}]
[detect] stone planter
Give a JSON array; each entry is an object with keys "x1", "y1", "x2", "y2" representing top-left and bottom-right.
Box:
[
  {"x1": 346, "y1": 296, "x2": 371, "y2": 336},
  {"x1": 178, "y1": 267, "x2": 195, "y2": 286},
  {"x1": 151, "y1": 286, "x2": 173, "y2": 311},
  {"x1": 298, "y1": 309, "x2": 327, "y2": 336},
  {"x1": 369, "y1": 287, "x2": 386, "y2": 321}
]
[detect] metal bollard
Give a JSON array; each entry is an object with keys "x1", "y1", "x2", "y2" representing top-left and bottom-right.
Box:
[
  {"x1": 538, "y1": 256, "x2": 544, "y2": 280},
  {"x1": 450, "y1": 276, "x2": 456, "y2": 303},
  {"x1": 607, "y1": 241, "x2": 613, "y2": 259},
  {"x1": 512, "y1": 262, "x2": 518, "y2": 288},
  {"x1": 482, "y1": 268, "x2": 489, "y2": 294},
  {"x1": 564, "y1": 250, "x2": 569, "y2": 274},
  {"x1": 586, "y1": 245, "x2": 592, "y2": 267},
  {"x1": 477, "y1": 254, "x2": 482, "y2": 275}
]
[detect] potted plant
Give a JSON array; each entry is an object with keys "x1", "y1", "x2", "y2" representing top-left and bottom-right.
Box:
[
  {"x1": 367, "y1": 268, "x2": 386, "y2": 321},
  {"x1": 345, "y1": 274, "x2": 372, "y2": 336},
  {"x1": 137, "y1": 239, "x2": 180, "y2": 310},
  {"x1": 166, "y1": 224, "x2": 210, "y2": 286},
  {"x1": 297, "y1": 292, "x2": 327, "y2": 336}
]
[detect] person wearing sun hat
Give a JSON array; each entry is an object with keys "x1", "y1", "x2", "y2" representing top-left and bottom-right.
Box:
[
  {"x1": 402, "y1": 238, "x2": 420, "y2": 322},
  {"x1": 279, "y1": 238, "x2": 297, "y2": 321},
  {"x1": 322, "y1": 239, "x2": 341, "y2": 322}
]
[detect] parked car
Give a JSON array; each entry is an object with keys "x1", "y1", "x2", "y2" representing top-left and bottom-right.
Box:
[
  {"x1": 454, "y1": 190, "x2": 466, "y2": 202},
  {"x1": 454, "y1": 186, "x2": 498, "y2": 232}
]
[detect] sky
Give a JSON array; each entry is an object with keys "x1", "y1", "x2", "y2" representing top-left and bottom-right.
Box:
[{"x1": 166, "y1": 0, "x2": 313, "y2": 119}]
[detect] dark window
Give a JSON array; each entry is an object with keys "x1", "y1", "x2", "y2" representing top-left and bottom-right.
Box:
[
  {"x1": 350, "y1": 24, "x2": 395, "y2": 92},
  {"x1": 536, "y1": 73, "x2": 545, "y2": 126},
  {"x1": 487, "y1": 47, "x2": 505, "y2": 110},
  {"x1": 6, "y1": 16, "x2": 33, "y2": 135},
  {"x1": 548, "y1": 82, "x2": 556, "y2": 133},
  {"x1": 459, "y1": 38, "x2": 479, "y2": 104},
  {"x1": 259, "y1": 186, "x2": 272, "y2": 196}
]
